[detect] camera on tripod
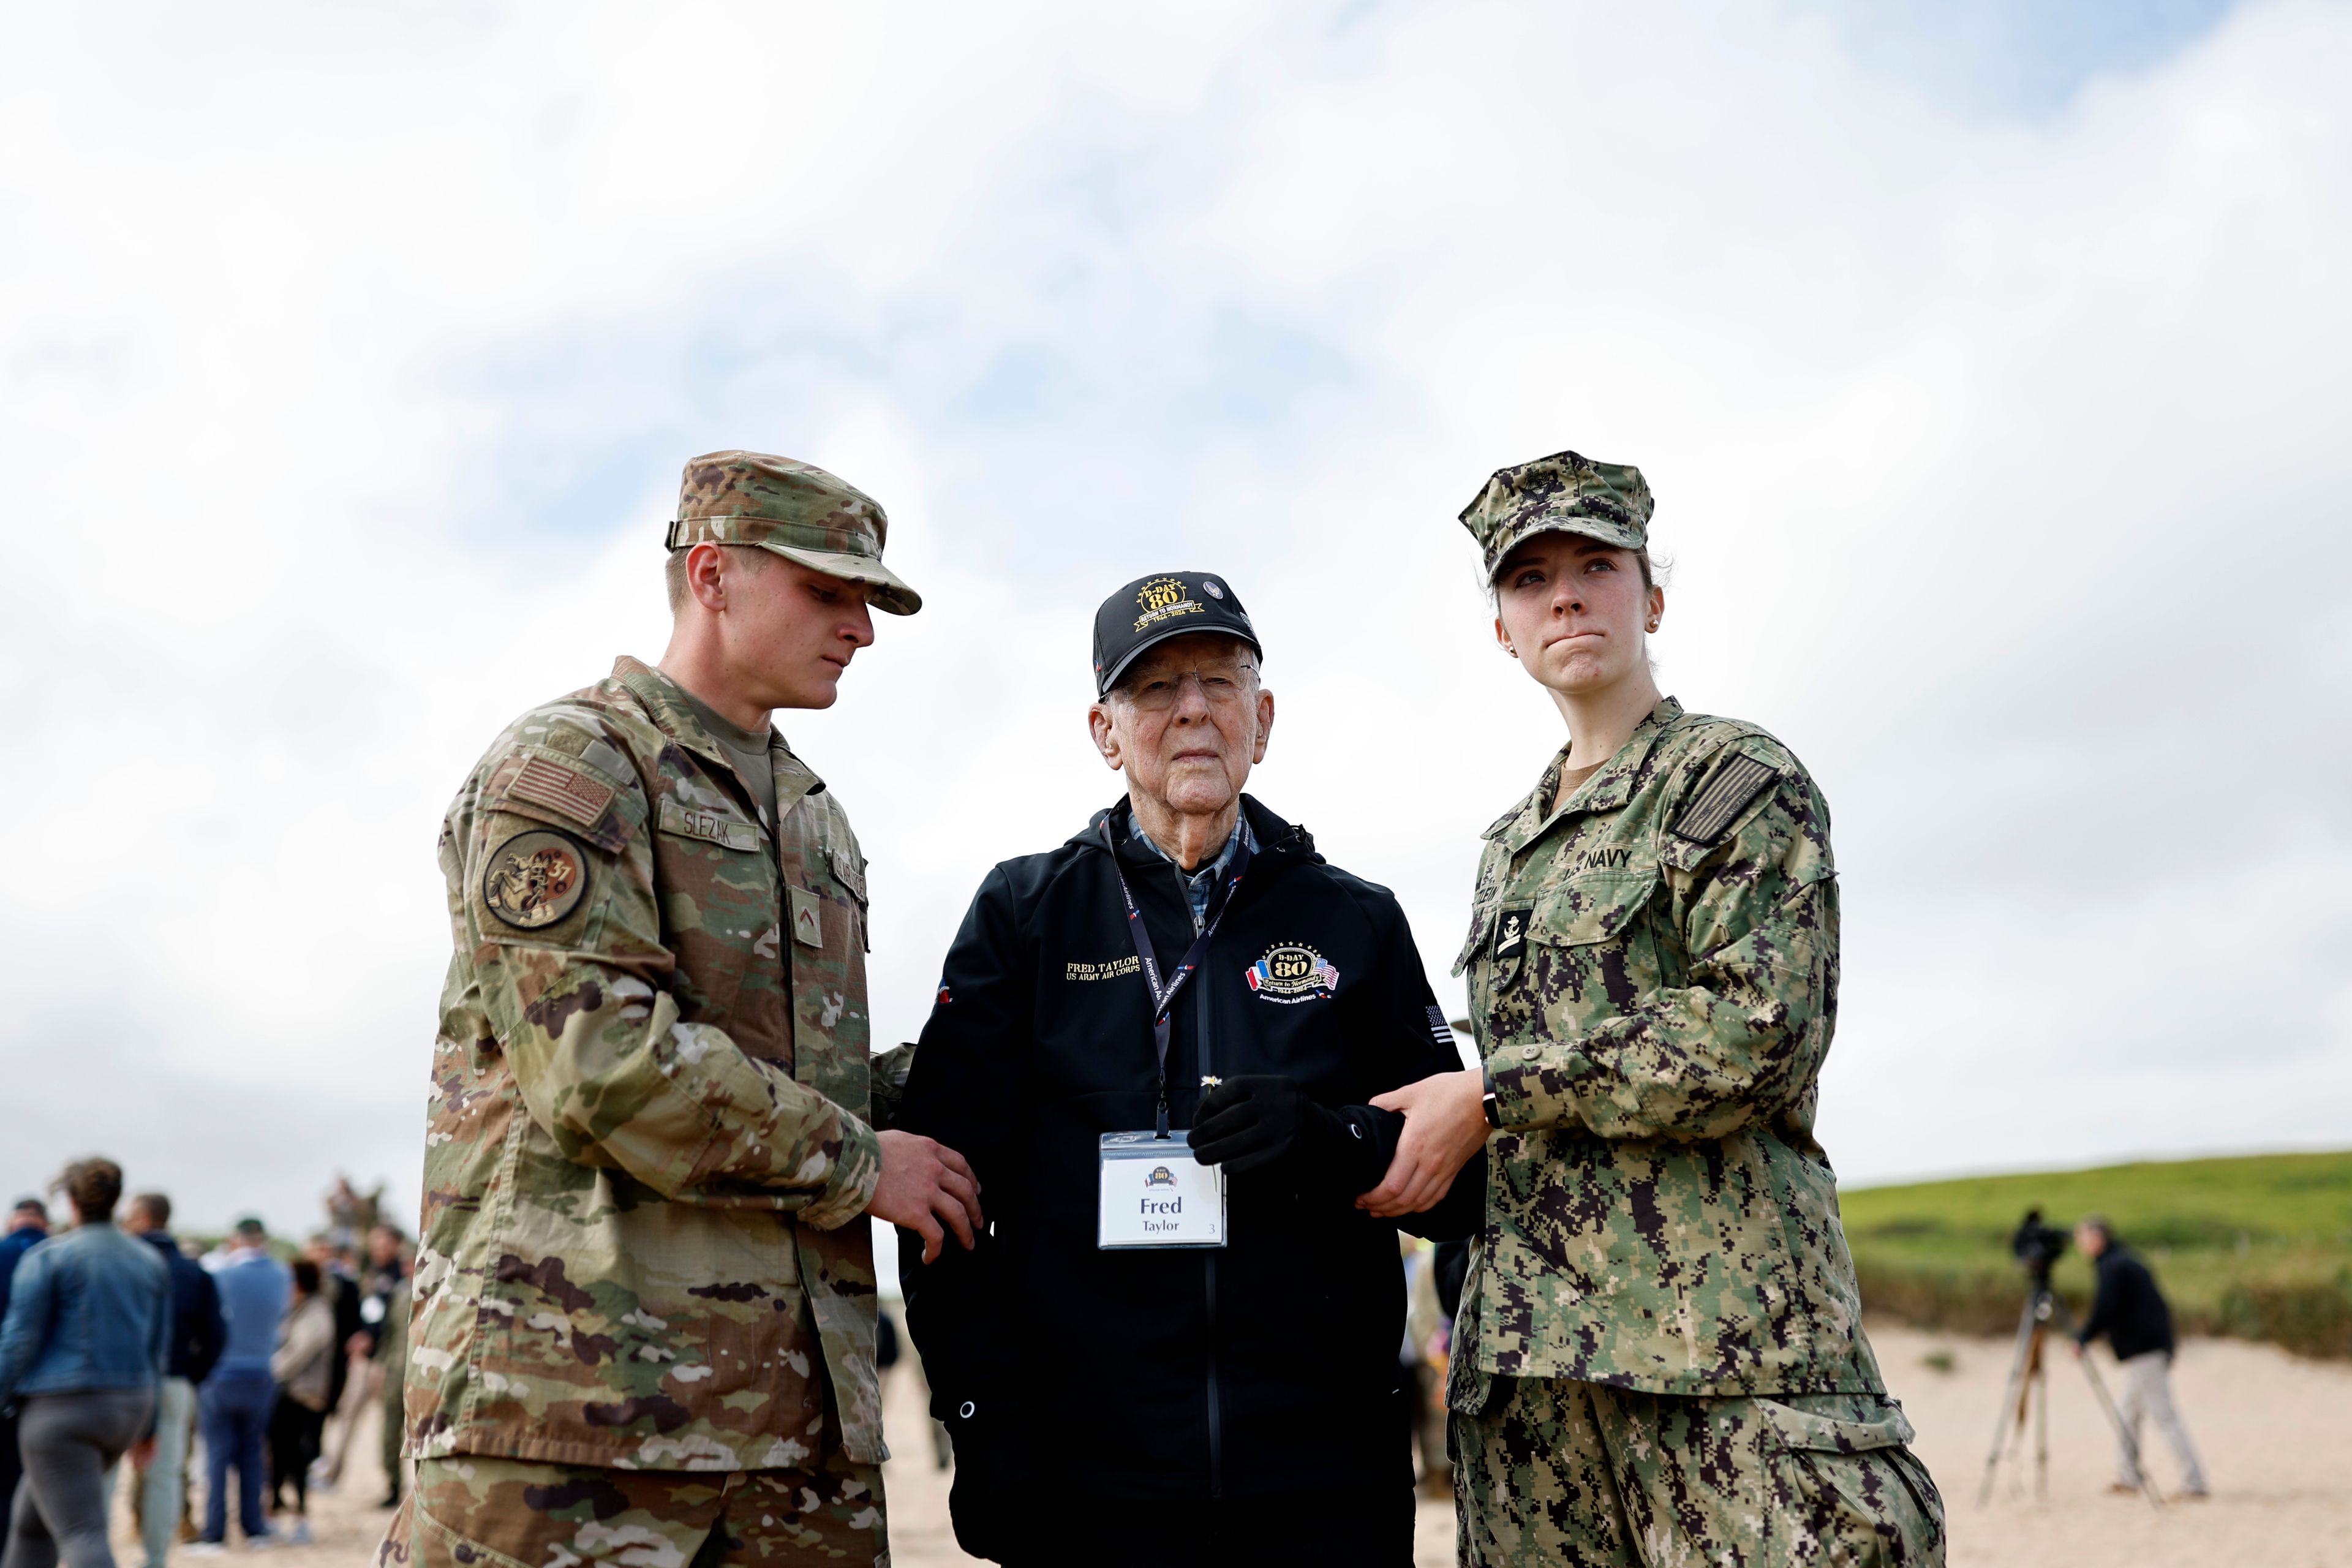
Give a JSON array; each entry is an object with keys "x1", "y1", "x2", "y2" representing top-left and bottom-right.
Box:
[
  {"x1": 2010, "y1": 1207, "x2": 2070, "y2": 1283},
  {"x1": 1980, "y1": 1206, "x2": 2164, "y2": 1508}
]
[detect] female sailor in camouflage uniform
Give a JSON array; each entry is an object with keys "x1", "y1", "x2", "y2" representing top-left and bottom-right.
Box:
[{"x1": 1362, "y1": 451, "x2": 1944, "y2": 1566}]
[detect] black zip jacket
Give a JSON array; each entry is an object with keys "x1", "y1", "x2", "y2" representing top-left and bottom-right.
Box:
[
  {"x1": 2078, "y1": 1245, "x2": 2175, "y2": 1361},
  {"x1": 140, "y1": 1232, "x2": 225, "y2": 1385},
  {"x1": 898, "y1": 796, "x2": 1480, "y2": 1502}
]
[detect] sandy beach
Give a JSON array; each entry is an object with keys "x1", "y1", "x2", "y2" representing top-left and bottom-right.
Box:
[{"x1": 126, "y1": 1322, "x2": 2349, "y2": 1566}]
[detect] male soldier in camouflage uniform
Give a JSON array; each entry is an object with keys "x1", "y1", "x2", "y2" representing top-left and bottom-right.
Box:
[
  {"x1": 382, "y1": 451, "x2": 983, "y2": 1568},
  {"x1": 1362, "y1": 453, "x2": 1943, "y2": 1564}
]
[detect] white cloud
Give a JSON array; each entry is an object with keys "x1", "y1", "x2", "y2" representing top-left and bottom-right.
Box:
[{"x1": 1, "y1": 0, "x2": 2343, "y2": 1232}]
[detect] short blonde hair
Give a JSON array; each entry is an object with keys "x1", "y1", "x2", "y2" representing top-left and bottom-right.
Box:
[{"x1": 665, "y1": 543, "x2": 776, "y2": 614}]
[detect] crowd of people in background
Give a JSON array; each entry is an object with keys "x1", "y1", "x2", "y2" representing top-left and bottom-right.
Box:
[{"x1": 0, "y1": 1164, "x2": 410, "y2": 1568}]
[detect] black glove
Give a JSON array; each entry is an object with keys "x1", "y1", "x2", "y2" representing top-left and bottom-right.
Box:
[
  {"x1": 1189, "y1": 1076, "x2": 1398, "y2": 1192},
  {"x1": 944, "y1": 1389, "x2": 1029, "y2": 1563}
]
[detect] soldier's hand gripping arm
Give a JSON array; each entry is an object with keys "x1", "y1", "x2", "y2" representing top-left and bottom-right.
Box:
[
  {"x1": 1486, "y1": 759, "x2": 1838, "y2": 1143},
  {"x1": 860, "y1": 1041, "x2": 986, "y2": 1263},
  {"x1": 459, "y1": 745, "x2": 876, "y2": 1228}
]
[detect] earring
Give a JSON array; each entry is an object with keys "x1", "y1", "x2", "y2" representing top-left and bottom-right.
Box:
[{"x1": 1646, "y1": 619, "x2": 1659, "y2": 632}]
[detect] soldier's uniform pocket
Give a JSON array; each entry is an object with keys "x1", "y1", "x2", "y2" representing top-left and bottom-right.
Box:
[
  {"x1": 1754, "y1": 1395, "x2": 1945, "y2": 1566},
  {"x1": 395, "y1": 1457, "x2": 723, "y2": 1568},
  {"x1": 827, "y1": 843, "x2": 870, "y2": 953},
  {"x1": 1528, "y1": 867, "x2": 1658, "y2": 949},
  {"x1": 1510, "y1": 868, "x2": 1662, "y2": 1022}
]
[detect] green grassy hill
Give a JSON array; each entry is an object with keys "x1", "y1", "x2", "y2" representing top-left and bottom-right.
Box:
[{"x1": 1840, "y1": 1150, "x2": 2352, "y2": 1359}]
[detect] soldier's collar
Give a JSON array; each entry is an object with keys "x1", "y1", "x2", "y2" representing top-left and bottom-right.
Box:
[
  {"x1": 1496, "y1": 696, "x2": 1684, "y2": 853},
  {"x1": 611, "y1": 657, "x2": 824, "y2": 824}
]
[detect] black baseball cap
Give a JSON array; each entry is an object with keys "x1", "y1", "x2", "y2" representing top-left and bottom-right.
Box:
[{"x1": 1091, "y1": 571, "x2": 1263, "y2": 698}]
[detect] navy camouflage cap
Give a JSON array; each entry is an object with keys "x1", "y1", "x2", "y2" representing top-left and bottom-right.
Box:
[
  {"x1": 1459, "y1": 450, "x2": 1653, "y2": 580},
  {"x1": 1091, "y1": 571, "x2": 1262, "y2": 698},
  {"x1": 667, "y1": 450, "x2": 922, "y2": 616}
]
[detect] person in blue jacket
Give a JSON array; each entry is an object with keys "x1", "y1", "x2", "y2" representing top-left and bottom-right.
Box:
[
  {"x1": 0, "y1": 1158, "x2": 170, "y2": 1568},
  {"x1": 187, "y1": 1221, "x2": 287, "y2": 1554},
  {"x1": 0, "y1": 1197, "x2": 54, "y2": 1532}
]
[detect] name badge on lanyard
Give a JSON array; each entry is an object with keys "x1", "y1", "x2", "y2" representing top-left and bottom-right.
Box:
[
  {"x1": 1093, "y1": 816, "x2": 1250, "y2": 1251},
  {"x1": 1098, "y1": 1132, "x2": 1227, "y2": 1250}
]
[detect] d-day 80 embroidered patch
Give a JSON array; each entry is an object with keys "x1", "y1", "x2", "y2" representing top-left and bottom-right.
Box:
[{"x1": 1670, "y1": 753, "x2": 1779, "y2": 845}]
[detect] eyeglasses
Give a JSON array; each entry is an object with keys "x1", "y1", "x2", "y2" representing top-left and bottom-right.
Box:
[{"x1": 1112, "y1": 664, "x2": 1257, "y2": 713}]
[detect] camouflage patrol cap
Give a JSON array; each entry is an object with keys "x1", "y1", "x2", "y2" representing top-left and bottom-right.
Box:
[
  {"x1": 666, "y1": 451, "x2": 922, "y2": 616},
  {"x1": 1459, "y1": 450, "x2": 1653, "y2": 581}
]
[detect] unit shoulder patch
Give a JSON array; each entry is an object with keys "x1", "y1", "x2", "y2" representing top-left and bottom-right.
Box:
[
  {"x1": 1669, "y1": 752, "x2": 1781, "y2": 845},
  {"x1": 481, "y1": 829, "x2": 590, "y2": 930}
]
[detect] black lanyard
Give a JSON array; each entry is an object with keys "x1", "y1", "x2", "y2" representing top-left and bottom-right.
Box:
[{"x1": 1098, "y1": 817, "x2": 1252, "y2": 1137}]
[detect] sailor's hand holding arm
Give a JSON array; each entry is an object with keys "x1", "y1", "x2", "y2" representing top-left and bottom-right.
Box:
[{"x1": 1357, "y1": 1067, "x2": 1489, "y2": 1218}]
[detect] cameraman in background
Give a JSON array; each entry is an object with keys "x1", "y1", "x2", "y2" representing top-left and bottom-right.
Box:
[{"x1": 2071, "y1": 1216, "x2": 2209, "y2": 1499}]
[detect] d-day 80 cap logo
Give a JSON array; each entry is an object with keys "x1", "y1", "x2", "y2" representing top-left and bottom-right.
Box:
[
  {"x1": 1133, "y1": 576, "x2": 1206, "y2": 634},
  {"x1": 1245, "y1": 941, "x2": 1339, "y2": 1002}
]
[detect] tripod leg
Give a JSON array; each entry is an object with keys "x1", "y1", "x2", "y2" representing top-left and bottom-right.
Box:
[
  {"x1": 1978, "y1": 1294, "x2": 2042, "y2": 1505},
  {"x1": 2046, "y1": 1293, "x2": 2165, "y2": 1509},
  {"x1": 2035, "y1": 1340, "x2": 2050, "y2": 1502}
]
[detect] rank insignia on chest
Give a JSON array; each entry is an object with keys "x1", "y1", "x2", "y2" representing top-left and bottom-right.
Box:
[
  {"x1": 1493, "y1": 908, "x2": 1531, "y2": 962},
  {"x1": 481, "y1": 829, "x2": 589, "y2": 930},
  {"x1": 789, "y1": 885, "x2": 824, "y2": 948}
]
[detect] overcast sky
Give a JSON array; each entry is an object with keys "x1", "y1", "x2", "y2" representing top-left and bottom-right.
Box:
[{"x1": 3, "y1": 1, "x2": 2346, "y2": 1241}]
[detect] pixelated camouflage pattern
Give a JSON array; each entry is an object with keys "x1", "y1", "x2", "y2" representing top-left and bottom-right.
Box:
[
  {"x1": 410, "y1": 656, "x2": 891, "y2": 1474},
  {"x1": 1458, "y1": 450, "x2": 1654, "y2": 579},
  {"x1": 1450, "y1": 698, "x2": 1883, "y2": 1398},
  {"x1": 381, "y1": 1451, "x2": 887, "y2": 1568},
  {"x1": 1452, "y1": 1376, "x2": 1943, "y2": 1566},
  {"x1": 670, "y1": 451, "x2": 920, "y2": 616}
]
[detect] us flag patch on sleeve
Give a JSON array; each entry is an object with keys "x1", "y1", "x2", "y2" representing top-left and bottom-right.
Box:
[
  {"x1": 506, "y1": 755, "x2": 617, "y2": 830},
  {"x1": 1425, "y1": 1006, "x2": 1456, "y2": 1050},
  {"x1": 1670, "y1": 752, "x2": 1779, "y2": 845}
]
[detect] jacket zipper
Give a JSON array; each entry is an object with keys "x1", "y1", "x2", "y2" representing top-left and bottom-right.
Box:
[{"x1": 1198, "y1": 956, "x2": 1224, "y2": 1502}]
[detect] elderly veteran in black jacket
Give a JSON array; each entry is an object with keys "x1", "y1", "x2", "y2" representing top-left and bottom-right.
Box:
[{"x1": 897, "y1": 571, "x2": 1479, "y2": 1567}]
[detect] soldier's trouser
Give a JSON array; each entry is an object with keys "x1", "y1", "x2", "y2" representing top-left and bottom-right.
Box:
[
  {"x1": 1452, "y1": 1376, "x2": 1943, "y2": 1567},
  {"x1": 377, "y1": 1452, "x2": 889, "y2": 1568}
]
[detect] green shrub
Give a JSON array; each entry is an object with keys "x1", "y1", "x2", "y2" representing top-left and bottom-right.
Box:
[
  {"x1": 1843, "y1": 1150, "x2": 2352, "y2": 1360},
  {"x1": 2216, "y1": 1274, "x2": 2352, "y2": 1360}
]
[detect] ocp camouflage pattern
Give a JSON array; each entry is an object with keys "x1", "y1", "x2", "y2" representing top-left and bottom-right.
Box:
[
  {"x1": 409, "y1": 656, "x2": 889, "y2": 1474},
  {"x1": 381, "y1": 1451, "x2": 887, "y2": 1567},
  {"x1": 1453, "y1": 1376, "x2": 1943, "y2": 1566},
  {"x1": 1451, "y1": 698, "x2": 1884, "y2": 1398}
]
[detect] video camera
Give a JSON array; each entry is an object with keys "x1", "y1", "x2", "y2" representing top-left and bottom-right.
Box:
[{"x1": 2010, "y1": 1207, "x2": 2070, "y2": 1282}]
